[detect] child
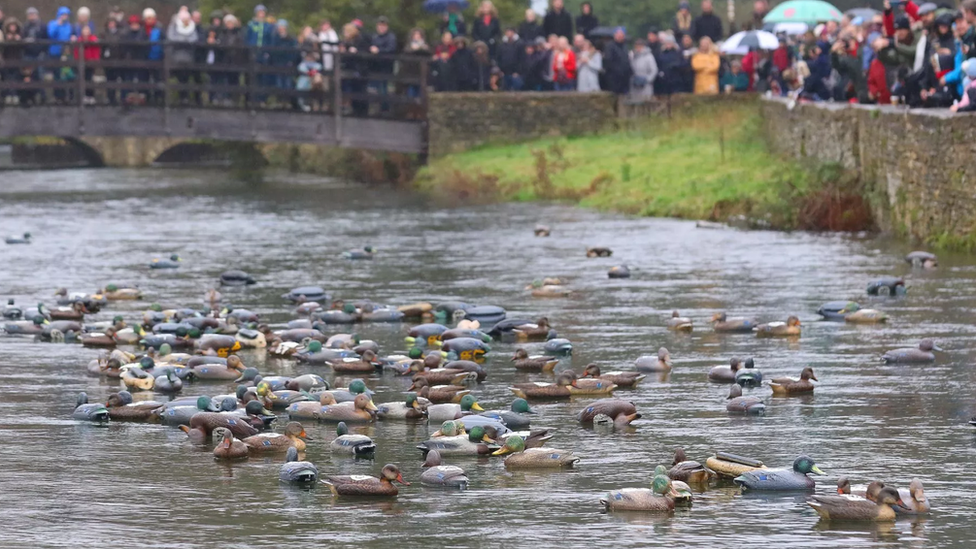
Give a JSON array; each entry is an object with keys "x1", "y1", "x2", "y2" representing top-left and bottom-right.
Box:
[{"x1": 296, "y1": 50, "x2": 324, "y2": 112}]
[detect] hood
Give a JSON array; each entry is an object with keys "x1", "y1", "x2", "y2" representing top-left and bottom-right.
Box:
[
  {"x1": 57, "y1": 7, "x2": 71, "y2": 18},
  {"x1": 171, "y1": 16, "x2": 196, "y2": 36}
]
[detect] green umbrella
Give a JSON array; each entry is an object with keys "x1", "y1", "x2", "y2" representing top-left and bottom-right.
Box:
[{"x1": 763, "y1": 0, "x2": 843, "y2": 25}]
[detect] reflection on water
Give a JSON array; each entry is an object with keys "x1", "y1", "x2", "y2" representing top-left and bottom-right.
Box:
[{"x1": 1, "y1": 168, "x2": 974, "y2": 548}]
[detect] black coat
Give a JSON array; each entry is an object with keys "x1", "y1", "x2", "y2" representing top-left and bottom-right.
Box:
[
  {"x1": 603, "y1": 40, "x2": 632, "y2": 94},
  {"x1": 472, "y1": 16, "x2": 501, "y2": 54},
  {"x1": 575, "y1": 14, "x2": 598, "y2": 39},
  {"x1": 521, "y1": 49, "x2": 549, "y2": 90},
  {"x1": 518, "y1": 21, "x2": 542, "y2": 43},
  {"x1": 543, "y1": 9, "x2": 573, "y2": 39},
  {"x1": 691, "y1": 13, "x2": 723, "y2": 42},
  {"x1": 496, "y1": 38, "x2": 523, "y2": 74},
  {"x1": 654, "y1": 47, "x2": 684, "y2": 95},
  {"x1": 451, "y1": 46, "x2": 477, "y2": 91}
]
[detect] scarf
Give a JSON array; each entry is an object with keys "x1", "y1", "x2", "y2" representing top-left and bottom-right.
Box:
[{"x1": 447, "y1": 13, "x2": 459, "y2": 36}]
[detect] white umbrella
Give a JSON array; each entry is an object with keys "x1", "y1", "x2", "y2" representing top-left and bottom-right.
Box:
[
  {"x1": 720, "y1": 30, "x2": 780, "y2": 53},
  {"x1": 773, "y1": 21, "x2": 809, "y2": 35}
]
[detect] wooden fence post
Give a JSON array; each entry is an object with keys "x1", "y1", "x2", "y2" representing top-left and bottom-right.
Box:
[{"x1": 333, "y1": 51, "x2": 343, "y2": 146}]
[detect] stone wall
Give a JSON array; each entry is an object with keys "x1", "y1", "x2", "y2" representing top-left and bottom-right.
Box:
[
  {"x1": 426, "y1": 92, "x2": 618, "y2": 157},
  {"x1": 761, "y1": 98, "x2": 976, "y2": 247}
]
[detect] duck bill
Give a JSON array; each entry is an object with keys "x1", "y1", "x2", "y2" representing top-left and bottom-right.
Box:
[
  {"x1": 221, "y1": 438, "x2": 232, "y2": 449},
  {"x1": 482, "y1": 435, "x2": 496, "y2": 444},
  {"x1": 810, "y1": 374, "x2": 819, "y2": 382},
  {"x1": 470, "y1": 402, "x2": 484, "y2": 412},
  {"x1": 395, "y1": 473, "x2": 410, "y2": 486},
  {"x1": 300, "y1": 430, "x2": 313, "y2": 441},
  {"x1": 410, "y1": 400, "x2": 421, "y2": 410},
  {"x1": 668, "y1": 485, "x2": 681, "y2": 498},
  {"x1": 407, "y1": 383, "x2": 417, "y2": 392},
  {"x1": 366, "y1": 400, "x2": 378, "y2": 412},
  {"x1": 811, "y1": 465, "x2": 826, "y2": 476},
  {"x1": 932, "y1": 345, "x2": 944, "y2": 352},
  {"x1": 896, "y1": 498, "x2": 910, "y2": 510},
  {"x1": 491, "y1": 446, "x2": 512, "y2": 456}
]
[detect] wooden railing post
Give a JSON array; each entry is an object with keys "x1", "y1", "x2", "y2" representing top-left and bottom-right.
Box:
[
  {"x1": 247, "y1": 46, "x2": 258, "y2": 110},
  {"x1": 77, "y1": 43, "x2": 86, "y2": 107},
  {"x1": 333, "y1": 51, "x2": 342, "y2": 145},
  {"x1": 163, "y1": 43, "x2": 171, "y2": 110},
  {"x1": 419, "y1": 58, "x2": 429, "y2": 158}
]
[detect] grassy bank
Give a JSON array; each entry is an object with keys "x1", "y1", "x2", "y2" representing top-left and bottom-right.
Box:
[{"x1": 415, "y1": 101, "x2": 871, "y2": 231}]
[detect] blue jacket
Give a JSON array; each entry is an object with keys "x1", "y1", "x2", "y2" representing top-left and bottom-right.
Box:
[
  {"x1": 246, "y1": 20, "x2": 273, "y2": 48},
  {"x1": 147, "y1": 26, "x2": 163, "y2": 60},
  {"x1": 47, "y1": 18, "x2": 73, "y2": 57},
  {"x1": 943, "y1": 40, "x2": 965, "y2": 98}
]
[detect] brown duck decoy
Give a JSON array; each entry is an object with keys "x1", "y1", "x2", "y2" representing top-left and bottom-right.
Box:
[
  {"x1": 323, "y1": 464, "x2": 408, "y2": 497},
  {"x1": 576, "y1": 398, "x2": 640, "y2": 428},
  {"x1": 511, "y1": 348, "x2": 559, "y2": 372},
  {"x1": 581, "y1": 364, "x2": 645, "y2": 388},
  {"x1": 668, "y1": 448, "x2": 712, "y2": 484},
  {"x1": 770, "y1": 367, "x2": 817, "y2": 395},
  {"x1": 411, "y1": 378, "x2": 471, "y2": 404}
]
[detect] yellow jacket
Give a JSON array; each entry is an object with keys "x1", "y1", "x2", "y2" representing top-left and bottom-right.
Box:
[{"x1": 691, "y1": 51, "x2": 721, "y2": 95}]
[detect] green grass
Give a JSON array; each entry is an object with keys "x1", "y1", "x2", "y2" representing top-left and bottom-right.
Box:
[{"x1": 415, "y1": 102, "x2": 820, "y2": 228}]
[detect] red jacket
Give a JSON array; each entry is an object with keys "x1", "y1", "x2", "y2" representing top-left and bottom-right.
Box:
[
  {"x1": 553, "y1": 48, "x2": 576, "y2": 82},
  {"x1": 73, "y1": 35, "x2": 102, "y2": 61},
  {"x1": 742, "y1": 50, "x2": 757, "y2": 91},
  {"x1": 867, "y1": 58, "x2": 890, "y2": 104},
  {"x1": 883, "y1": 1, "x2": 920, "y2": 37}
]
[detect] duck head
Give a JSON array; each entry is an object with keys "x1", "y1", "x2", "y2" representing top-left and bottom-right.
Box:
[
  {"x1": 197, "y1": 395, "x2": 219, "y2": 412},
  {"x1": 492, "y1": 434, "x2": 525, "y2": 456},
  {"x1": 76, "y1": 392, "x2": 89, "y2": 406},
  {"x1": 423, "y1": 450, "x2": 442, "y2": 468},
  {"x1": 353, "y1": 393, "x2": 378, "y2": 413},
  {"x1": 305, "y1": 340, "x2": 323, "y2": 354},
  {"x1": 672, "y1": 448, "x2": 688, "y2": 466},
  {"x1": 285, "y1": 446, "x2": 301, "y2": 463},
  {"x1": 227, "y1": 355, "x2": 245, "y2": 372},
  {"x1": 658, "y1": 347, "x2": 672, "y2": 366},
  {"x1": 244, "y1": 399, "x2": 274, "y2": 418},
  {"x1": 468, "y1": 425, "x2": 494, "y2": 444},
  {"x1": 284, "y1": 421, "x2": 311, "y2": 441},
  {"x1": 215, "y1": 427, "x2": 235, "y2": 448},
  {"x1": 653, "y1": 464, "x2": 668, "y2": 477},
  {"x1": 381, "y1": 464, "x2": 408, "y2": 485},
  {"x1": 318, "y1": 392, "x2": 338, "y2": 406},
  {"x1": 405, "y1": 393, "x2": 422, "y2": 410},
  {"x1": 336, "y1": 421, "x2": 349, "y2": 436},
  {"x1": 217, "y1": 396, "x2": 237, "y2": 411},
  {"x1": 511, "y1": 398, "x2": 534, "y2": 414},
  {"x1": 582, "y1": 364, "x2": 601, "y2": 378},
  {"x1": 439, "y1": 420, "x2": 463, "y2": 437},
  {"x1": 459, "y1": 394, "x2": 483, "y2": 412},
  {"x1": 106, "y1": 391, "x2": 133, "y2": 407},
  {"x1": 408, "y1": 376, "x2": 430, "y2": 392},
  {"x1": 360, "y1": 349, "x2": 380, "y2": 365},
  {"x1": 865, "y1": 480, "x2": 885, "y2": 502},
  {"x1": 711, "y1": 312, "x2": 727, "y2": 323},
  {"x1": 918, "y1": 339, "x2": 943, "y2": 352},
  {"x1": 787, "y1": 316, "x2": 801, "y2": 327},
  {"x1": 877, "y1": 486, "x2": 909, "y2": 509},
  {"x1": 555, "y1": 371, "x2": 577, "y2": 387},
  {"x1": 727, "y1": 384, "x2": 743, "y2": 399},
  {"x1": 730, "y1": 358, "x2": 742, "y2": 372},
  {"x1": 511, "y1": 348, "x2": 530, "y2": 361},
  {"x1": 652, "y1": 474, "x2": 680, "y2": 497},
  {"x1": 836, "y1": 477, "x2": 851, "y2": 495},
  {"x1": 799, "y1": 367, "x2": 818, "y2": 382},
  {"x1": 908, "y1": 479, "x2": 926, "y2": 503},
  {"x1": 792, "y1": 455, "x2": 825, "y2": 476},
  {"x1": 347, "y1": 379, "x2": 368, "y2": 394},
  {"x1": 235, "y1": 367, "x2": 260, "y2": 383}
]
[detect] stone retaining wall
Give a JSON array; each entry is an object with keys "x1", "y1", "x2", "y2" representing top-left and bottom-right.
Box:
[{"x1": 761, "y1": 98, "x2": 976, "y2": 246}]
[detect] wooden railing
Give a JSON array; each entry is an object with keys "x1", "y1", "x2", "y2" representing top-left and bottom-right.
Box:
[{"x1": 0, "y1": 39, "x2": 428, "y2": 122}]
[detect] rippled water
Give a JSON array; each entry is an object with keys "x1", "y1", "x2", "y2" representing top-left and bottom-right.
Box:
[{"x1": 1, "y1": 169, "x2": 974, "y2": 548}]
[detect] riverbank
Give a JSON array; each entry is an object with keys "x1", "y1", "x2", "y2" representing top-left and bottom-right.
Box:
[{"x1": 414, "y1": 100, "x2": 872, "y2": 231}]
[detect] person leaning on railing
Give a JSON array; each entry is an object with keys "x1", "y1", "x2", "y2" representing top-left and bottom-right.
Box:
[
  {"x1": 340, "y1": 22, "x2": 370, "y2": 117},
  {"x1": 167, "y1": 7, "x2": 199, "y2": 105},
  {"x1": 47, "y1": 7, "x2": 72, "y2": 103},
  {"x1": 73, "y1": 24, "x2": 101, "y2": 104},
  {"x1": 220, "y1": 14, "x2": 246, "y2": 106},
  {"x1": 271, "y1": 20, "x2": 299, "y2": 108},
  {"x1": 101, "y1": 18, "x2": 122, "y2": 105}
]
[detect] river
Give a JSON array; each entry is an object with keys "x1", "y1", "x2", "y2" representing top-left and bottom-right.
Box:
[{"x1": 0, "y1": 169, "x2": 973, "y2": 548}]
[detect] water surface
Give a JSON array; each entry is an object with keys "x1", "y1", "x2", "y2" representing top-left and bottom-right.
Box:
[{"x1": 1, "y1": 169, "x2": 974, "y2": 548}]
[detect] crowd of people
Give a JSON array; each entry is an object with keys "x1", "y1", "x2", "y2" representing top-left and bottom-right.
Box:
[{"x1": 1, "y1": 1, "x2": 974, "y2": 111}]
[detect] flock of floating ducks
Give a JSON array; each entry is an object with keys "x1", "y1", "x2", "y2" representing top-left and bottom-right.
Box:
[{"x1": 1, "y1": 231, "x2": 943, "y2": 519}]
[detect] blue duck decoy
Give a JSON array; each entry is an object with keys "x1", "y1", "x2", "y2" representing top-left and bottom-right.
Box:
[
  {"x1": 881, "y1": 339, "x2": 942, "y2": 363},
  {"x1": 405, "y1": 323, "x2": 450, "y2": 347},
  {"x1": 463, "y1": 305, "x2": 507, "y2": 326},
  {"x1": 160, "y1": 396, "x2": 221, "y2": 425},
  {"x1": 816, "y1": 301, "x2": 856, "y2": 321},
  {"x1": 5, "y1": 232, "x2": 31, "y2": 244},
  {"x1": 735, "y1": 358, "x2": 763, "y2": 387},
  {"x1": 867, "y1": 277, "x2": 906, "y2": 296},
  {"x1": 341, "y1": 246, "x2": 375, "y2": 260},
  {"x1": 726, "y1": 384, "x2": 766, "y2": 414},
  {"x1": 2, "y1": 299, "x2": 23, "y2": 320},
  {"x1": 543, "y1": 330, "x2": 573, "y2": 355},
  {"x1": 420, "y1": 450, "x2": 469, "y2": 489},
  {"x1": 154, "y1": 371, "x2": 183, "y2": 394},
  {"x1": 330, "y1": 421, "x2": 377, "y2": 456},
  {"x1": 608, "y1": 265, "x2": 631, "y2": 279},
  {"x1": 279, "y1": 447, "x2": 319, "y2": 484},
  {"x1": 905, "y1": 251, "x2": 937, "y2": 269},
  {"x1": 281, "y1": 286, "x2": 330, "y2": 303},
  {"x1": 474, "y1": 398, "x2": 535, "y2": 430},
  {"x1": 4, "y1": 315, "x2": 47, "y2": 335},
  {"x1": 72, "y1": 392, "x2": 110, "y2": 422},
  {"x1": 733, "y1": 455, "x2": 825, "y2": 491},
  {"x1": 441, "y1": 337, "x2": 491, "y2": 361},
  {"x1": 150, "y1": 254, "x2": 181, "y2": 269},
  {"x1": 219, "y1": 270, "x2": 257, "y2": 286}
]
